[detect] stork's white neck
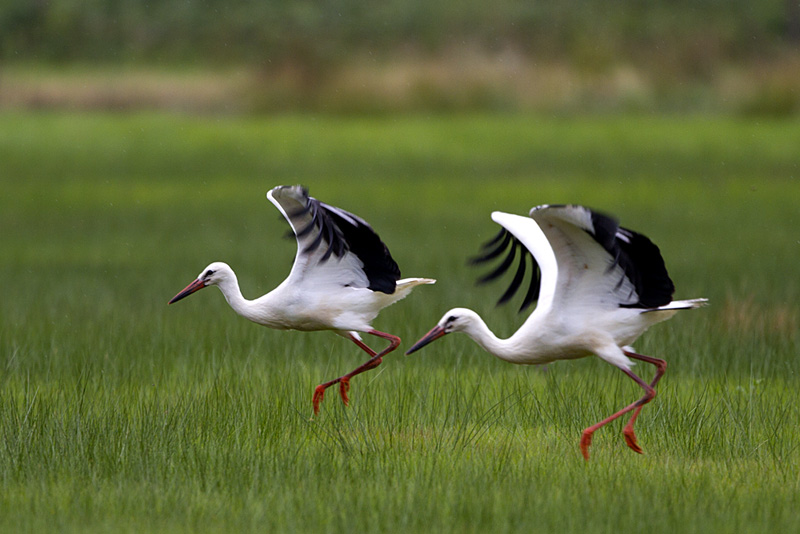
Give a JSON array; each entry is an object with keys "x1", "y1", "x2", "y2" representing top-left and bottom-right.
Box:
[
  {"x1": 214, "y1": 269, "x2": 257, "y2": 320},
  {"x1": 459, "y1": 311, "x2": 522, "y2": 362},
  {"x1": 194, "y1": 264, "x2": 294, "y2": 330}
]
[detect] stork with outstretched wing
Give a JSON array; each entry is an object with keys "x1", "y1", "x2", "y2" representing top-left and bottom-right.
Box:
[
  {"x1": 169, "y1": 185, "x2": 435, "y2": 414},
  {"x1": 406, "y1": 204, "x2": 706, "y2": 460}
]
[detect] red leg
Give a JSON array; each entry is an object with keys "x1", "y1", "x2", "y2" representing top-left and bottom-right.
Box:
[
  {"x1": 312, "y1": 330, "x2": 401, "y2": 415},
  {"x1": 579, "y1": 351, "x2": 666, "y2": 461},
  {"x1": 621, "y1": 351, "x2": 667, "y2": 453}
]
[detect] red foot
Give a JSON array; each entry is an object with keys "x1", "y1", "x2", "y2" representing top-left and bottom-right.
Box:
[
  {"x1": 623, "y1": 427, "x2": 643, "y2": 454},
  {"x1": 580, "y1": 431, "x2": 593, "y2": 461},
  {"x1": 312, "y1": 385, "x2": 326, "y2": 415},
  {"x1": 339, "y1": 378, "x2": 351, "y2": 406}
]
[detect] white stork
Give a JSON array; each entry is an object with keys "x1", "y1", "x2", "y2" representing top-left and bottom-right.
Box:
[
  {"x1": 169, "y1": 185, "x2": 435, "y2": 414},
  {"x1": 405, "y1": 204, "x2": 706, "y2": 459}
]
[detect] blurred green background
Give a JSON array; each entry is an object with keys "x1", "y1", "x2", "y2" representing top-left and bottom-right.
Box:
[
  {"x1": 2, "y1": 2, "x2": 800, "y2": 533},
  {"x1": 1, "y1": 0, "x2": 799, "y2": 114}
]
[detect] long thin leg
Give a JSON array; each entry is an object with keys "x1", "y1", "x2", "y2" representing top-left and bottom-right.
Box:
[
  {"x1": 621, "y1": 351, "x2": 667, "y2": 453},
  {"x1": 312, "y1": 330, "x2": 401, "y2": 415},
  {"x1": 579, "y1": 352, "x2": 666, "y2": 460}
]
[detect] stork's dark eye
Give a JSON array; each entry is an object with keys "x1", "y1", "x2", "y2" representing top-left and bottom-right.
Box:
[
  {"x1": 447, "y1": 315, "x2": 457, "y2": 323},
  {"x1": 204, "y1": 269, "x2": 215, "y2": 278}
]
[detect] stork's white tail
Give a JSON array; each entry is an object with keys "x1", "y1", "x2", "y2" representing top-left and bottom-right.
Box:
[
  {"x1": 397, "y1": 277, "x2": 436, "y2": 287},
  {"x1": 391, "y1": 277, "x2": 435, "y2": 299},
  {"x1": 646, "y1": 298, "x2": 708, "y2": 312}
]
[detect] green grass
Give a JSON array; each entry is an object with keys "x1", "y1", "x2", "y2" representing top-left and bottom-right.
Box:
[{"x1": 1, "y1": 111, "x2": 799, "y2": 533}]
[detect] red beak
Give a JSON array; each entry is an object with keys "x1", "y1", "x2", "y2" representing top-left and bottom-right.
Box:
[
  {"x1": 405, "y1": 325, "x2": 447, "y2": 355},
  {"x1": 168, "y1": 278, "x2": 206, "y2": 304}
]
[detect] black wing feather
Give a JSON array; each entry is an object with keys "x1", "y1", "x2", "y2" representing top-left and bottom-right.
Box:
[
  {"x1": 303, "y1": 215, "x2": 326, "y2": 254},
  {"x1": 319, "y1": 211, "x2": 339, "y2": 262},
  {"x1": 586, "y1": 209, "x2": 674, "y2": 308},
  {"x1": 476, "y1": 237, "x2": 517, "y2": 284},
  {"x1": 319, "y1": 202, "x2": 400, "y2": 294},
  {"x1": 497, "y1": 246, "x2": 527, "y2": 306},
  {"x1": 471, "y1": 229, "x2": 541, "y2": 312},
  {"x1": 470, "y1": 229, "x2": 513, "y2": 265},
  {"x1": 480, "y1": 227, "x2": 510, "y2": 250},
  {"x1": 519, "y1": 260, "x2": 541, "y2": 311},
  {"x1": 614, "y1": 227, "x2": 674, "y2": 308}
]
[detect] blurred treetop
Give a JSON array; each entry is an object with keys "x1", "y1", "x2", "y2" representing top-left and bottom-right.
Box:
[{"x1": 1, "y1": 0, "x2": 797, "y2": 69}]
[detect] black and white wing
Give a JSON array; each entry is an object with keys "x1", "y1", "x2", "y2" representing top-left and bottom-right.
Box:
[
  {"x1": 267, "y1": 185, "x2": 400, "y2": 294},
  {"x1": 471, "y1": 204, "x2": 675, "y2": 316}
]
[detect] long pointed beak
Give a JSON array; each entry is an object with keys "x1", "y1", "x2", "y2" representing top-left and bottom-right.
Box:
[
  {"x1": 168, "y1": 278, "x2": 206, "y2": 304},
  {"x1": 405, "y1": 325, "x2": 447, "y2": 355}
]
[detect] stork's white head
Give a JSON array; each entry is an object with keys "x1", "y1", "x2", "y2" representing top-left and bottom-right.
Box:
[
  {"x1": 195, "y1": 262, "x2": 233, "y2": 287},
  {"x1": 168, "y1": 262, "x2": 232, "y2": 304},
  {"x1": 405, "y1": 308, "x2": 479, "y2": 354}
]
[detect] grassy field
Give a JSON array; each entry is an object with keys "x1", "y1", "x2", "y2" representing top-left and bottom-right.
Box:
[{"x1": 1, "y1": 111, "x2": 799, "y2": 533}]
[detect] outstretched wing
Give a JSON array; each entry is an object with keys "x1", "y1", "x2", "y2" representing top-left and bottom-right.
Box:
[
  {"x1": 267, "y1": 185, "x2": 400, "y2": 294},
  {"x1": 472, "y1": 204, "x2": 675, "y2": 316}
]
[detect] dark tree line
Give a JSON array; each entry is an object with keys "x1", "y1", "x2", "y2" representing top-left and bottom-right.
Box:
[{"x1": 1, "y1": 0, "x2": 795, "y2": 67}]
